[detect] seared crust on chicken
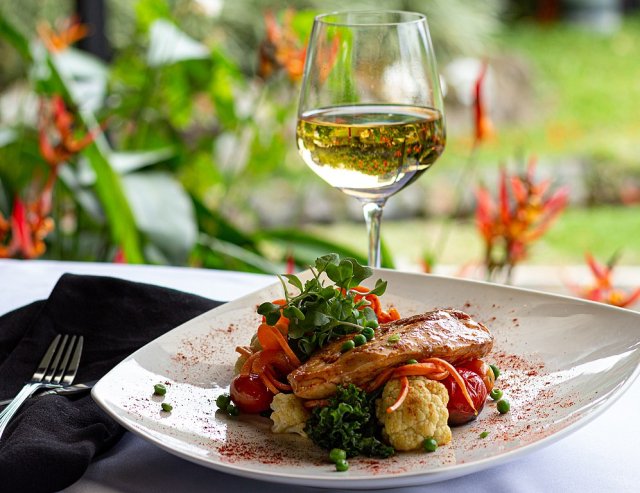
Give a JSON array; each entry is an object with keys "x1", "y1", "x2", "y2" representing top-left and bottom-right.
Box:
[{"x1": 288, "y1": 309, "x2": 493, "y2": 399}]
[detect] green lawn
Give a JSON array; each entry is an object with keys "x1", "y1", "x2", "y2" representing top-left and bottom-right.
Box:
[{"x1": 310, "y1": 205, "x2": 640, "y2": 267}]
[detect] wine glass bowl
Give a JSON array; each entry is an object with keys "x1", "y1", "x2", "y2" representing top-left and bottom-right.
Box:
[{"x1": 296, "y1": 11, "x2": 445, "y2": 266}]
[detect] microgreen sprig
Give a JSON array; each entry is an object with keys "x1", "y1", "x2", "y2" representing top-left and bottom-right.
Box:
[{"x1": 257, "y1": 254, "x2": 387, "y2": 359}]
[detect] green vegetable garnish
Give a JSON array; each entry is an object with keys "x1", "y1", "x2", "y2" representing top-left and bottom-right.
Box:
[
  {"x1": 335, "y1": 459, "x2": 349, "y2": 472},
  {"x1": 153, "y1": 383, "x2": 166, "y2": 396},
  {"x1": 161, "y1": 402, "x2": 173, "y2": 412},
  {"x1": 489, "y1": 388, "x2": 503, "y2": 401},
  {"x1": 490, "y1": 364, "x2": 500, "y2": 380},
  {"x1": 227, "y1": 404, "x2": 240, "y2": 416},
  {"x1": 406, "y1": 359, "x2": 418, "y2": 364},
  {"x1": 479, "y1": 431, "x2": 490, "y2": 439},
  {"x1": 305, "y1": 384, "x2": 394, "y2": 459},
  {"x1": 361, "y1": 327, "x2": 375, "y2": 340},
  {"x1": 257, "y1": 254, "x2": 387, "y2": 360},
  {"x1": 329, "y1": 448, "x2": 347, "y2": 463},
  {"x1": 341, "y1": 340, "x2": 355, "y2": 352},
  {"x1": 497, "y1": 399, "x2": 510, "y2": 414},
  {"x1": 353, "y1": 334, "x2": 367, "y2": 347},
  {"x1": 216, "y1": 394, "x2": 231, "y2": 410},
  {"x1": 387, "y1": 334, "x2": 400, "y2": 344},
  {"x1": 423, "y1": 438, "x2": 438, "y2": 452}
]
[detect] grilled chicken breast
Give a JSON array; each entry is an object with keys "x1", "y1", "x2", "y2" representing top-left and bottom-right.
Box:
[{"x1": 288, "y1": 309, "x2": 493, "y2": 399}]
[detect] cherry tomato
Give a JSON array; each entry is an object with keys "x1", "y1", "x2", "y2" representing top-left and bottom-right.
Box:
[
  {"x1": 442, "y1": 367, "x2": 488, "y2": 426},
  {"x1": 460, "y1": 359, "x2": 495, "y2": 393},
  {"x1": 230, "y1": 373, "x2": 274, "y2": 414}
]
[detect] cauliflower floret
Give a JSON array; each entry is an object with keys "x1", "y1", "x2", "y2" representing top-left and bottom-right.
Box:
[
  {"x1": 376, "y1": 377, "x2": 452, "y2": 451},
  {"x1": 233, "y1": 333, "x2": 263, "y2": 374},
  {"x1": 270, "y1": 393, "x2": 310, "y2": 437}
]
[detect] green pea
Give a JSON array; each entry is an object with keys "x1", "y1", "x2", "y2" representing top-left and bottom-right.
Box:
[
  {"x1": 341, "y1": 340, "x2": 355, "y2": 352},
  {"x1": 353, "y1": 334, "x2": 367, "y2": 347},
  {"x1": 490, "y1": 388, "x2": 503, "y2": 401},
  {"x1": 423, "y1": 438, "x2": 438, "y2": 452},
  {"x1": 361, "y1": 327, "x2": 375, "y2": 340},
  {"x1": 406, "y1": 359, "x2": 418, "y2": 365},
  {"x1": 216, "y1": 394, "x2": 231, "y2": 410},
  {"x1": 490, "y1": 364, "x2": 500, "y2": 380},
  {"x1": 479, "y1": 431, "x2": 490, "y2": 439},
  {"x1": 153, "y1": 383, "x2": 167, "y2": 396},
  {"x1": 497, "y1": 399, "x2": 510, "y2": 414},
  {"x1": 329, "y1": 448, "x2": 347, "y2": 463},
  {"x1": 335, "y1": 459, "x2": 349, "y2": 472},
  {"x1": 161, "y1": 402, "x2": 173, "y2": 412},
  {"x1": 365, "y1": 320, "x2": 379, "y2": 329},
  {"x1": 227, "y1": 404, "x2": 240, "y2": 416}
]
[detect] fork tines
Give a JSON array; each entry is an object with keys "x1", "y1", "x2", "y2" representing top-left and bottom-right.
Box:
[{"x1": 34, "y1": 334, "x2": 84, "y2": 386}]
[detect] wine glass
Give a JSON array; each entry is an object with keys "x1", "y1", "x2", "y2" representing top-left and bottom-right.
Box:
[{"x1": 296, "y1": 10, "x2": 446, "y2": 267}]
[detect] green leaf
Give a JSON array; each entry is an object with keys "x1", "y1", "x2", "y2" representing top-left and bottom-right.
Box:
[
  {"x1": 283, "y1": 274, "x2": 304, "y2": 293},
  {"x1": 0, "y1": 13, "x2": 32, "y2": 62},
  {"x1": 147, "y1": 20, "x2": 209, "y2": 67},
  {"x1": 257, "y1": 302, "x2": 281, "y2": 316},
  {"x1": 346, "y1": 257, "x2": 373, "y2": 287},
  {"x1": 368, "y1": 279, "x2": 388, "y2": 297},
  {"x1": 265, "y1": 312, "x2": 281, "y2": 326},
  {"x1": 197, "y1": 234, "x2": 281, "y2": 274},
  {"x1": 110, "y1": 148, "x2": 176, "y2": 174},
  {"x1": 315, "y1": 253, "x2": 340, "y2": 273},
  {"x1": 122, "y1": 171, "x2": 197, "y2": 264}
]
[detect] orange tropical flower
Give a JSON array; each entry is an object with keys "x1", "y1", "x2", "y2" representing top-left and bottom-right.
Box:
[
  {"x1": 473, "y1": 61, "x2": 495, "y2": 144},
  {"x1": 1, "y1": 95, "x2": 103, "y2": 259},
  {"x1": 475, "y1": 157, "x2": 569, "y2": 281},
  {"x1": 566, "y1": 253, "x2": 640, "y2": 308},
  {"x1": 258, "y1": 10, "x2": 306, "y2": 82},
  {"x1": 37, "y1": 16, "x2": 88, "y2": 53}
]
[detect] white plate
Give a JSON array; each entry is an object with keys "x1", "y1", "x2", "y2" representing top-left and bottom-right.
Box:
[{"x1": 92, "y1": 269, "x2": 640, "y2": 489}]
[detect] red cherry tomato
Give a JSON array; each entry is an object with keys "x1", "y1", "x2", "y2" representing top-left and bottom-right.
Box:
[
  {"x1": 460, "y1": 359, "x2": 495, "y2": 393},
  {"x1": 442, "y1": 367, "x2": 488, "y2": 426},
  {"x1": 230, "y1": 373, "x2": 274, "y2": 414}
]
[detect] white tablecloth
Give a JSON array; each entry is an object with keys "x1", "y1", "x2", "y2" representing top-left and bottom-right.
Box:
[{"x1": 1, "y1": 259, "x2": 638, "y2": 493}]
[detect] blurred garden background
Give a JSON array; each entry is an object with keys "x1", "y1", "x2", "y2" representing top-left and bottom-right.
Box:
[{"x1": 0, "y1": 0, "x2": 639, "y2": 305}]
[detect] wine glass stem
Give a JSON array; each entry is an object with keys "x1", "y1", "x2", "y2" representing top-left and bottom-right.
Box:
[{"x1": 362, "y1": 200, "x2": 386, "y2": 268}]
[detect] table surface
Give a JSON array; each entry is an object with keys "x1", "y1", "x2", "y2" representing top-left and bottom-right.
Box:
[{"x1": 1, "y1": 259, "x2": 638, "y2": 493}]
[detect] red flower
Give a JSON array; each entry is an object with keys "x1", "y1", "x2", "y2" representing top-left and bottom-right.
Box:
[
  {"x1": 258, "y1": 10, "x2": 307, "y2": 82},
  {"x1": 475, "y1": 157, "x2": 569, "y2": 280},
  {"x1": 473, "y1": 61, "x2": 495, "y2": 144},
  {"x1": 567, "y1": 253, "x2": 640, "y2": 308}
]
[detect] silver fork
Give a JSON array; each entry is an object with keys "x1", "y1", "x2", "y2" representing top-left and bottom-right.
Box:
[{"x1": 0, "y1": 334, "x2": 83, "y2": 439}]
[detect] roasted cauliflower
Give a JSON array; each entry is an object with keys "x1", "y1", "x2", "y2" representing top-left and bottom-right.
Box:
[
  {"x1": 270, "y1": 393, "x2": 310, "y2": 436},
  {"x1": 376, "y1": 376, "x2": 452, "y2": 451}
]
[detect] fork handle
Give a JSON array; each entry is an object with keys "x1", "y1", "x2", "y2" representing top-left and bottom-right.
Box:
[{"x1": 0, "y1": 383, "x2": 49, "y2": 439}]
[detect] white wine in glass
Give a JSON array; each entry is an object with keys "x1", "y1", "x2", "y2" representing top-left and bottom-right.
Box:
[{"x1": 296, "y1": 11, "x2": 446, "y2": 267}]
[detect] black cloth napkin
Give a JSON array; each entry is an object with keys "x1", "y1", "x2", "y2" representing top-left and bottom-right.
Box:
[{"x1": 0, "y1": 273, "x2": 222, "y2": 493}]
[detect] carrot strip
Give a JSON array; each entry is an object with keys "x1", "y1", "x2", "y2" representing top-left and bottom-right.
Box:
[
  {"x1": 240, "y1": 351, "x2": 260, "y2": 375},
  {"x1": 257, "y1": 323, "x2": 282, "y2": 351},
  {"x1": 366, "y1": 367, "x2": 395, "y2": 392},
  {"x1": 263, "y1": 367, "x2": 292, "y2": 391},
  {"x1": 235, "y1": 346, "x2": 253, "y2": 358},
  {"x1": 259, "y1": 371, "x2": 280, "y2": 394},
  {"x1": 386, "y1": 376, "x2": 409, "y2": 413},
  {"x1": 263, "y1": 324, "x2": 301, "y2": 367},
  {"x1": 422, "y1": 357, "x2": 477, "y2": 414},
  {"x1": 392, "y1": 362, "x2": 441, "y2": 377}
]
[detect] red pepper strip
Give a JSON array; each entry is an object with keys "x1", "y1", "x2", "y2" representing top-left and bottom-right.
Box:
[
  {"x1": 386, "y1": 376, "x2": 409, "y2": 413},
  {"x1": 421, "y1": 357, "x2": 477, "y2": 414}
]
